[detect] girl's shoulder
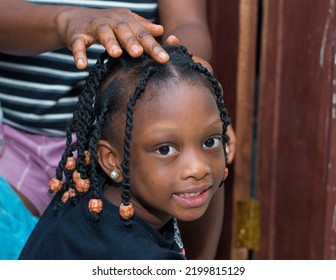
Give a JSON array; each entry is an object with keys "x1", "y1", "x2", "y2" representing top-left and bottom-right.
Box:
[{"x1": 20, "y1": 193, "x2": 185, "y2": 259}]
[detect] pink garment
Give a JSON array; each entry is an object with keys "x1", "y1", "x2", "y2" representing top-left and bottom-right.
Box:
[{"x1": 0, "y1": 124, "x2": 65, "y2": 215}]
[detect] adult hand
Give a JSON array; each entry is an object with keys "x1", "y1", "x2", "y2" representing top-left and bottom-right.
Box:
[{"x1": 57, "y1": 8, "x2": 170, "y2": 69}]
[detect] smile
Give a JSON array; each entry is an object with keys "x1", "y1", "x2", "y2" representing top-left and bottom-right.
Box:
[{"x1": 172, "y1": 186, "x2": 212, "y2": 208}]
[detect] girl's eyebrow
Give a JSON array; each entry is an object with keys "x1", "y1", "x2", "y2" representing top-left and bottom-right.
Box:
[
  {"x1": 203, "y1": 118, "x2": 223, "y2": 129},
  {"x1": 208, "y1": 119, "x2": 223, "y2": 126},
  {"x1": 149, "y1": 126, "x2": 176, "y2": 135},
  {"x1": 148, "y1": 118, "x2": 222, "y2": 135}
]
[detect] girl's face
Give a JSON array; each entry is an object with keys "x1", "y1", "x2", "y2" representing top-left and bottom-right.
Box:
[{"x1": 129, "y1": 81, "x2": 226, "y2": 229}]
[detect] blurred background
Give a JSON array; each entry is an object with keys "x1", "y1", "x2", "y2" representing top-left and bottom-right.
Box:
[{"x1": 207, "y1": 0, "x2": 336, "y2": 260}]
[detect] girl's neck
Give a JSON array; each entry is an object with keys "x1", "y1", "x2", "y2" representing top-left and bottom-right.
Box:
[{"x1": 103, "y1": 184, "x2": 172, "y2": 230}]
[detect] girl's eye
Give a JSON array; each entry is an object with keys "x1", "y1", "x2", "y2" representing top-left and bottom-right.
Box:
[
  {"x1": 156, "y1": 145, "x2": 177, "y2": 156},
  {"x1": 203, "y1": 137, "x2": 221, "y2": 149}
]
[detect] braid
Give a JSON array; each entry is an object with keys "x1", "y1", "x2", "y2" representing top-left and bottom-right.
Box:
[
  {"x1": 75, "y1": 52, "x2": 109, "y2": 178},
  {"x1": 49, "y1": 51, "x2": 109, "y2": 218},
  {"x1": 190, "y1": 62, "x2": 231, "y2": 162},
  {"x1": 87, "y1": 104, "x2": 109, "y2": 222},
  {"x1": 163, "y1": 44, "x2": 231, "y2": 161},
  {"x1": 120, "y1": 65, "x2": 156, "y2": 226}
]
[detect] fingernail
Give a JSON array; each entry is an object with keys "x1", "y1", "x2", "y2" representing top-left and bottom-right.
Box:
[
  {"x1": 111, "y1": 45, "x2": 121, "y2": 55},
  {"x1": 131, "y1": 44, "x2": 141, "y2": 54},
  {"x1": 76, "y1": 58, "x2": 84, "y2": 67},
  {"x1": 158, "y1": 51, "x2": 168, "y2": 60}
]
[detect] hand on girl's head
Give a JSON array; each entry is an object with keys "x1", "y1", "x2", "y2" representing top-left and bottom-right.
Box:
[{"x1": 59, "y1": 8, "x2": 170, "y2": 69}]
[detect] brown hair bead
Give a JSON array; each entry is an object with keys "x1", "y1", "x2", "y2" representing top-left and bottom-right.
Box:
[
  {"x1": 119, "y1": 202, "x2": 134, "y2": 220},
  {"x1": 75, "y1": 178, "x2": 90, "y2": 193},
  {"x1": 61, "y1": 188, "x2": 77, "y2": 204},
  {"x1": 48, "y1": 178, "x2": 63, "y2": 193},
  {"x1": 65, "y1": 156, "x2": 76, "y2": 171},
  {"x1": 61, "y1": 191, "x2": 70, "y2": 204},
  {"x1": 84, "y1": 150, "x2": 91, "y2": 165},
  {"x1": 88, "y1": 198, "x2": 103, "y2": 213},
  {"x1": 68, "y1": 187, "x2": 76, "y2": 198},
  {"x1": 72, "y1": 170, "x2": 80, "y2": 183}
]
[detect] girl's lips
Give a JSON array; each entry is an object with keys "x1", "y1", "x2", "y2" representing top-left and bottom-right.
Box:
[{"x1": 172, "y1": 186, "x2": 212, "y2": 208}]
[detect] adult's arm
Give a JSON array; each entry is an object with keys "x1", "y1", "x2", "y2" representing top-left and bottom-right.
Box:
[
  {"x1": 158, "y1": 0, "x2": 212, "y2": 61},
  {"x1": 0, "y1": 0, "x2": 169, "y2": 69}
]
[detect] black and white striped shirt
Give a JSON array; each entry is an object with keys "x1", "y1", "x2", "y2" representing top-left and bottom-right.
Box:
[{"x1": 0, "y1": 0, "x2": 158, "y2": 135}]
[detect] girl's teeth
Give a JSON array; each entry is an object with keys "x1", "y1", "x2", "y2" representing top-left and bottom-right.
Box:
[{"x1": 178, "y1": 192, "x2": 201, "y2": 197}]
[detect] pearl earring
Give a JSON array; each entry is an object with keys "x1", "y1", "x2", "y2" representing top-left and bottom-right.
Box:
[{"x1": 110, "y1": 170, "x2": 119, "y2": 180}]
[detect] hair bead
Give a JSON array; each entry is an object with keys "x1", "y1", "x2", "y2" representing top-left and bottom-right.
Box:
[
  {"x1": 61, "y1": 190, "x2": 70, "y2": 204},
  {"x1": 88, "y1": 198, "x2": 103, "y2": 213},
  {"x1": 48, "y1": 177, "x2": 63, "y2": 193},
  {"x1": 65, "y1": 156, "x2": 76, "y2": 171},
  {"x1": 61, "y1": 188, "x2": 76, "y2": 204},
  {"x1": 75, "y1": 178, "x2": 90, "y2": 193},
  {"x1": 119, "y1": 202, "x2": 134, "y2": 220},
  {"x1": 72, "y1": 170, "x2": 81, "y2": 183}
]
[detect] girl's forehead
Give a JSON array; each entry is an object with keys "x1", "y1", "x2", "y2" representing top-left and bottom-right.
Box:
[
  {"x1": 135, "y1": 82, "x2": 218, "y2": 122},
  {"x1": 143, "y1": 79, "x2": 213, "y2": 100},
  {"x1": 131, "y1": 83, "x2": 221, "y2": 143}
]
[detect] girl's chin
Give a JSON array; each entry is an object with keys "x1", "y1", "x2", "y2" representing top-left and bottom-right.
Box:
[{"x1": 174, "y1": 207, "x2": 209, "y2": 222}]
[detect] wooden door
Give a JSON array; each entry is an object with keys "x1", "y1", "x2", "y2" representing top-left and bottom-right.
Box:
[
  {"x1": 208, "y1": 0, "x2": 336, "y2": 259},
  {"x1": 207, "y1": 0, "x2": 240, "y2": 259},
  {"x1": 256, "y1": 0, "x2": 336, "y2": 259}
]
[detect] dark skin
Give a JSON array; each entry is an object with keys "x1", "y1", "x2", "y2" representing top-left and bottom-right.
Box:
[
  {"x1": 0, "y1": 0, "x2": 213, "y2": 68},
  {"x1": 0, "y1": 0, "x2": 168, "y2": 67},
  {"x1": 98, "y1": 81, "x2": 228, "y2": 231},
  {"x1": 0, "y1": 0, "x2": 236, "y2": 259}
]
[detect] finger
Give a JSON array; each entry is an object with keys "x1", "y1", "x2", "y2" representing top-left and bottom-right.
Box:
[
  {"x1": 128, "y1": 20, "x2": 169, "y2": 62},
  {"x1": 114, "y1": 21, "x2": 169, "y2": 63},
  {"x1": 95, "y1": 24, "x2": 123, "y2": 57},
  {"x1": 113, "y1": 21, "x2": 144, "y2": 57},
  {"x1": 193, "y1": 56, "x2": 213, "y2": 73},
  {"x1": 165, "y1": 35, "x2": 180, "y2": 46},
  {"x1": 137, "y1": 33, "x2": 169, "y2": 63},
  {"x1": 132, "y1": 13, "x2": 164, "y2": 37},
  {"x1": 70, "y1": 37, "x2": 89, "y2": 69}
]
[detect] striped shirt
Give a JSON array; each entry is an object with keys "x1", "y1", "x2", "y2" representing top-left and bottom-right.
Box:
[{"x1": 0, "y1": 0, "x2": 158, "y2": 136}]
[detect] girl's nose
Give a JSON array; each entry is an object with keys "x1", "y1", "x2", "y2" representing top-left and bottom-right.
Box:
[{"x1": 180, "y1": 149, "x2": 211, "y2": 180}]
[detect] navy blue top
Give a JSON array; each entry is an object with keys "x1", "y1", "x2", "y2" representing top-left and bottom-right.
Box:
[{"x1": 19, "y1": 185, "x2": 185, "y2": 260}]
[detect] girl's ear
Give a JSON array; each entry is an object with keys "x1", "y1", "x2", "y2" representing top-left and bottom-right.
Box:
[
  {"x1": 97, "y1": 139, "x2": 123, "y2": 183},
  {"x1": 223, "y1": 167, "x2": 229, "y2": 181}
]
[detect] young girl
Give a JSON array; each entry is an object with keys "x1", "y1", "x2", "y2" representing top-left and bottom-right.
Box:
[{"x1": 19, "y1": 45, "x2": 230, "y2": 260}]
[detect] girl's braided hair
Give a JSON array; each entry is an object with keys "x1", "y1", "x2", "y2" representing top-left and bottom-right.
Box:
[{"x1": 48, "y1": 45, "x2": 231, "y2": 227}]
